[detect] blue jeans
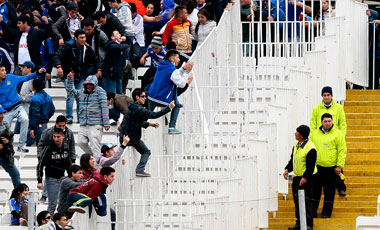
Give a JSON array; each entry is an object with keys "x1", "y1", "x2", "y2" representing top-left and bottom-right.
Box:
[
  {"x1": 46, "y1": 177, "x2": 61, "y2": 215},
  {"x1": 65, "y1": 79, "x2": 84, "y2": 121},
  {"x1": 102, "y1": 77, "x2": 122, "y2": 94},
  {"x1": 67, "y1": 193, "x2": 92, "y2": 207},
  {"x1": 0, "y1": 157, "x2": 20, "y2": 188},
  {"x1": 4, "y1": 105, "x2": 28, "y2": 149},
  {"x1": 109, "y1": 108, "x2": 120, "y2": 121},
  {"x1": 127, "y1": 139, "x2": 151, "y2": 173},
  {"x1": 26, "y1": 125, "x2": 47, "y2": 146},
  {"x1": 148, "y1": 100, "x2": 180, "y2": 128}
]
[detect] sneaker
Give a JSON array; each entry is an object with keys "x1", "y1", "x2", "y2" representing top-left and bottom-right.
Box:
[
  {"x1": 338, "y1": 190, "x2": 346, "y2": 196},
  {"x1": 168, "y1": 128, "x2": 181, "y2": 134},
  {"x1": 68, "y1": 206, "x2": 86, "y2": 214},
  {"x1": 110, "y1": 119, "x2": 118, "y2": 126},
  {"x1": 54, "y1": 78, "x2": 64, "y2": 83},
  {"x1": 136, "y1": 171, "x2": 151, "y2": 177},
  {"x1": 20, "y1": 219, "x2": 27, "y2": 226},
  {"x1": 67, "y1": 118, "x2": 73, "y2": 124},
  {"x1": 17, "y1": 147, "x2": 29, "y2": 153},
  {"x1": 39, "y1": 195, "x2": 47, "y2": 203},
  {"x1": 64, "y1": 226, "x2": 74, "y2": 230}
]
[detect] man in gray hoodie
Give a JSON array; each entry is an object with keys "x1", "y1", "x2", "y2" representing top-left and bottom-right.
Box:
[{"x1": 57, "y1": 165, "x2": 84, "y2": 217}]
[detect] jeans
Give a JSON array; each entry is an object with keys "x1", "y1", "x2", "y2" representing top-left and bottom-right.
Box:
[
  {"x1": 148, "y1": 100, "x2": 180, "y2": 128},
  {"x1": 26, "y1": 125, "x2": 47, "y2": 146},
  {"x1": 0, "y1": 157, "x2": 20, "y2": 188},
  {"x1": 64, "y1": 79, "x2": 84, "y2": 121},
  {"x1": 127, "y1": 139, "x2": 151, "y2": 173},
  {"x1": 46, "y1": 177, "x2": 61, "y2": 215},
  {"x1": 102, "y1": 77, "x2": 122, "y2": 94},
  {"x1": 109, "y1": 108, "x2": 120, "y2": 121},
  {"x1": 67, "y1": 193, "x2": 92, "y2": 207},
  {"x1": 4, "y1": 105, "x2": 28, "y2": 149}
]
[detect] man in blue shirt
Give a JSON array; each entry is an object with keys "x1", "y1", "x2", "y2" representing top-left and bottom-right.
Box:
[{"x1": 0, "y1": 64, "x2": 46, "y2": 152}]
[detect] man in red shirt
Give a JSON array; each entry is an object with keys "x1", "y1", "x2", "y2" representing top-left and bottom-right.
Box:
[{"x1": 66, "y1": 166, "x2": 115, "y2": 214}]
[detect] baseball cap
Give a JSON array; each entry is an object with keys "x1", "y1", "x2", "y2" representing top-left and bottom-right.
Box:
[
  {"x1": 20, "y1": 61, "x2": 35, "y2": 70},
  {"x1": 101, "y1": 143, "x2": 117, "y2": 154}
]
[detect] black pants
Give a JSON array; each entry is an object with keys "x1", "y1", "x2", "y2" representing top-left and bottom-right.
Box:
[
  {"x1": 336, "y1": 169, "x2": 346, "y2": 193},
  {"x1": 141, "y1": 67, "x2": 157, "y2": 91},
  {"x1": 312, "y1": 166, "x2": 336, "y2": 217},
  {"x1": 292, "y1": 176, "x2": 313, "y2": 227}
]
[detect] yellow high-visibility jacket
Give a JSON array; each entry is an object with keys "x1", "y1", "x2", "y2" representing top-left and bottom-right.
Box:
[{"x1": 292, "y1": 140, "x2": 318, "y2": 177}]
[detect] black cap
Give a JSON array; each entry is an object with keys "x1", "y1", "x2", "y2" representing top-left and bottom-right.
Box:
[
  {"x1": 296, "y1": 125, "x2": 310, "y2": 140},
  {"x1": 321, "y1": 86, "x2": 333, "y2": 96},
  {"x1": 32, "y1": 78, "x2": 45, "y2": 92},
  {"x1": 101, "y1": 143, "x2": 117, "y2": 154}
]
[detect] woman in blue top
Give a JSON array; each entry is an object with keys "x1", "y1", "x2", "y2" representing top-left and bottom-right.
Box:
[{"x1": 9, "y1": 183, "x2": 29, "y2": 226}]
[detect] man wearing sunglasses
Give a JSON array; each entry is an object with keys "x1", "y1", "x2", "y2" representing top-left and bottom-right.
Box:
[
  {"x1": 119, "y1": 88, "x2": 175, "y2": 177},
  {"x1": 34, "y1": 210, "x2": 51, "y2": 229}
]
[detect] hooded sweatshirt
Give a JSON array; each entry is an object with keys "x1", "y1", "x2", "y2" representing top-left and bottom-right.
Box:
[
  {"x1": 69, "y1": 173, "x2": 109, "y2": 200},
  {"x1": 66, "y1": 75, "x2": 110, "y2": 126},
  {"x1": 29, "y1": 90, "x2": 55, "y2": 130}
]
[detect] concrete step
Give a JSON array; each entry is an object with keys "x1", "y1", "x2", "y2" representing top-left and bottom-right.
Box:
[
  {"x1": 346, "y1": 130, "x2": 380, "y2": 136},
  {"x1": 344, "y1": 106, "x2": 380, "y2": 113},
  {"x1": 346, "y1": 95, "x2": 380, "y2": 101},
  {"x1": 348, "y1": 125, "x2": 380, "y2": 130},
  {"x1": 346, "y1": 90, "x2": 380, "y2": 95},
  {"x1": 346, "y1": 136, "x2": 380, "y2": 142},
  {"x1": 347, "y1": 119, "x2": 380, "y2": 125},
  {"x1": 347, "y1": 142, "x2": 380, "y2": 148},
  {"x1": 345, "y1": 101, "x2": 380, "y2": 106},
  {"x1": 346, "y1": 113, "x2": 380, "y2": 119}
]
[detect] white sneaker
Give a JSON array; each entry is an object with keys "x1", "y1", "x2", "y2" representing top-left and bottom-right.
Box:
[
  {"x1": 68, "y1": 206, "x2": 86, "y2": 214},
  {"x1": 109, "y1": 119, "x2": 118, "y2": 126}
]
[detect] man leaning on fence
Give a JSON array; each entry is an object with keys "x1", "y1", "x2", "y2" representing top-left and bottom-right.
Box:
[{"x1": 284, "y1": 125, "x2": 316, "y2": 230}]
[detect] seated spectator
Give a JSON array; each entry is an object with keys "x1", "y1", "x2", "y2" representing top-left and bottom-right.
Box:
[
  {"x1": 193, "y1": 9, "x2": 216, "y2": 48},
  {"x1": 57, "y1": 165, "x2": 85, "y2": 217},
  {"x1": 47, "y1": 213, "x2": 69, "y2": 230},
  {"x1": 80, "y1": 153, "x2": 100, "y2": 179},
  {"x1": 93, "y1": 11, "x2": 128, "y2": 41},
  {"x1": 0, "y1": 104, "x2": 21, "y2": 188},
  {"x1": 67, "y1": 167, "x2": 116, "y2": 214},
  {"x1": 148, "y1": 50, "x2": 194, "y2": 134},
  {"x1": 52, "y1": 3, "x2": 83, "y2": 46},
  {"x1": 103, "y1": 30, "x2": 130, "y2": 94},
  {"x1": 140, "y1": 36, "x2": 167, "y2": 90},
  {"x1": 107, "y1": 92, "x2": 133, "y2": 123},
  {"x1": 9, "y1": 183, "x2": 29, "y2": 226},
  {"x1": 162, "y1": 6, "x2": 192, "y2": 61},
  {"x1": 33, "y1": 210, "x2": 51, "y2": 230},
  {"x1": 28, "y1": 78, "x2": 55, "y2": 145},
  {"x1": 97, "y1": 135, "x2": 130, "y2": 167}
]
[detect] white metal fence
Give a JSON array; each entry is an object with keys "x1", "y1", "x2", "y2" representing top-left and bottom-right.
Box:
[{"x1": 72, "y1": 0, "x2": 369, "y2": 229}]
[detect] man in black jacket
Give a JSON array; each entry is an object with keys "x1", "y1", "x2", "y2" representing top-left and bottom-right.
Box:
[
  {"x1": 37, "y1": 127, "x2": 73, "y2": 215},
  {"x1": 84, "y1": 18, "x2": 108, "y2": 67},
  {"x1": 53, "y1": 29, "x2": 102, "y2": 124},
  {"x1": 119, "y1": 88, "x2": 174, "y2": 177},
  {"x1": 93, "y1": 11, "x2": 128, "y2": 41},
  {"x1": 0, "y1": 105, "x2": 20, "y2": 188},
  {"x1": 102, "y1": 30, "x2": 130, "y2": 94},
  {"x1": 0, "y1": 15, "x2": 52, "y2": 72}
]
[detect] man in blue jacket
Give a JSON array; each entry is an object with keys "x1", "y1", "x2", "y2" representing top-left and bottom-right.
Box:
[
  {"x1": 29, "y1": 78, "x2": 55, "y2": 145},
  {"x1": 148, "y1": 50, "x2": 193, "y2": 134},
  {"x1": 0, "y1": 64, "x2": 46, "y2": 152}
]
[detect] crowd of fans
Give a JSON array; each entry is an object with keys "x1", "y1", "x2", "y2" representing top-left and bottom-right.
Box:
[{"x1": 0, "y1": 0, "x2": 227, "y2": 226}]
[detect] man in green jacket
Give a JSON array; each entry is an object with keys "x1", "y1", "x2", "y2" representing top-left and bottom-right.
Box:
[
  {"x1": 310, "y1": 86, "x2": 347, "y2": 136},
  {"x1": 310, "y1": 113, "x2": 347, "y2": 218},
  {"x1": 284, "y1": 125, "x2": 317, "y2": 230}
]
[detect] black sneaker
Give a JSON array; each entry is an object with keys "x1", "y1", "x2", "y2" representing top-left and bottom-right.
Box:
[
  {"x1": 136, "y1": 171, "x2": 151, "y2": 177},
  {"x1": 17, "y1": 147, "x2": 29, "y2": 153},
  {"x1": 67, "y1": 118, "x2": 73, "y2": 124},
  {"x1": 338, "y1": 190, "x2": 346, "y2": 196},
  {"x1": 39, "y1": 195, "x2": 47, "y2": 203}
]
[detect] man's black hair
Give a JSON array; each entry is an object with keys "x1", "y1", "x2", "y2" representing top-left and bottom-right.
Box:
[
  {"x1": 180, "y1": 0, "x2": 194, "y2": 14},
  {"x1": 107, "y1": 92, "x2": 116, "y2": 100},
  {"x1": 37, "y1": 211, "x2": 50, "y2": 226},
  {"x1": 100, "y1": 166, "x2": 115, "y2": 176},
  {"x1": 52, "y1": 213, "x2": 66, "y2": 222},
  {"x1": 165, "y1": 50, "x2": 180, "y2": 60},
  {"x1": 132, "y1": 88, "x2": 145, "y2": 101},
  {"x1": 166, "y1": 41, "x2": 176, "y2": 50},
  {"x1": 93, "y1": 11, "x2": 107, "y2": 20},
  {"x1": 174, "y1": 6, "x2": 185, "y2": 17},
  {"x1": 68, "y1": 165, "x2": 82, "y2": 177},
  {"x1": 321, "y1": 113, "x2": 333, "y2": 121},
  {"x1": 53, "y1": 127, "x2": 65, "y2": 135},
  {"x1": 74, "y1": 29, "x2": 85, "y2": 38},
  {"x1": 83, "y1": 17, "x2": 95, "y2": 27},
  {"x1": 129, "y1": 3, "x2": 137, "y2": 13},
  {"x1": 56, "y1": 115, "x2": 67, "y2": 124},
  {"x1": 17, "y1": 15, "x2": 31, "y2": 25}
]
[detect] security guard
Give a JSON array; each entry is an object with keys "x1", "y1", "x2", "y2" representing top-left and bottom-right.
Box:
[
  {"x1": 310, "y1": 113, "x2": 347, "y2": 218},
  {"x1": 310, "y1": 86, "x2": 347, "y2": 196},
  {"x1": 284, "y1": 125, "x2": 317, "y2": 230}
]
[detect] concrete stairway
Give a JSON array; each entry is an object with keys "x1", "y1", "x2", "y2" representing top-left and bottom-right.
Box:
[{"x1": 268, "y1": 90, "x2": 380, "y2": 229}]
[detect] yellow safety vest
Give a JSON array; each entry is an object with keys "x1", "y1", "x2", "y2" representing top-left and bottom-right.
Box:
[{"x1": 292, "y1": 140, "x2": 318, "y2": 177}]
